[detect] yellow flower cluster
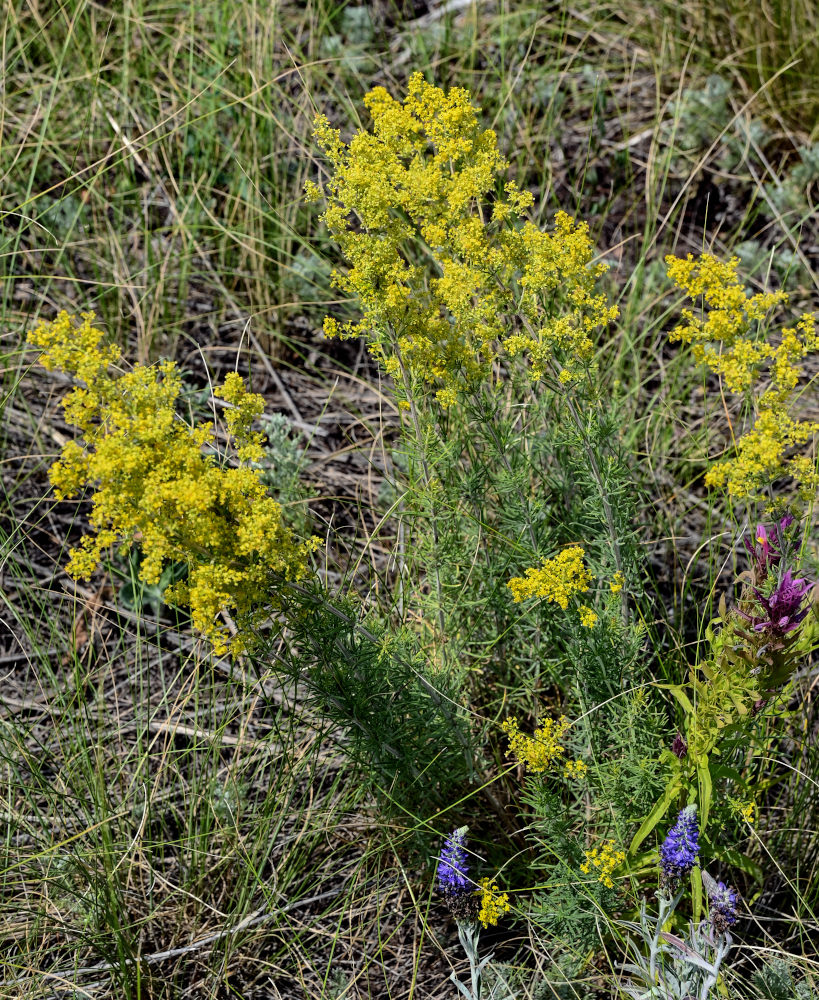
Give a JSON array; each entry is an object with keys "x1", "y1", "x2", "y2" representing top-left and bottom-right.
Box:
[
  {"x1": 28, "y1": 312, "x2": 317, "y2": 656},
  {"x1": 310, "y1": 75, "x2": 617, "y2": 406},
  {"x1": 730, "y1": 798, "x2": 756, "y2": 825},
  {"x1": 666, "y1": 253, "x2": 819, "y2": 499},
  {"x1": 578, "y1": 605, "x2": 598, "y2": 628},
  {"x1": 502, "y1": 716, "x2": 586, "y2": 777},
  {"x1": 476, "y1": 877, "x2": 511, "y2": 928},
  {"x1": 609, "y1": 571, "x2": 625, "y2": 594},
  {"x1": 580, "y1": 839, "x2": 625, "y2": 889},
  {"x1": 507, "y1": 546, "x2": 594, "y2": 627}
]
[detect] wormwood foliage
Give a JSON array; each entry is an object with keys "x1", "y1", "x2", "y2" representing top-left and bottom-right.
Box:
[
  {"x1": 308, "y1": 72, "x2": 617, "y2": 406},
  {"x1": 666, "y1": 253, "x2": 819, "y2": 500},
  {"x1": 28, "y1": 312, "x2": 317, "y2": 654}
]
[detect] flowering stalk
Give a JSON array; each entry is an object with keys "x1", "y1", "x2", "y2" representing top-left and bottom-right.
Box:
[
  {"x1": 436, "y1": 828, "x2": 512, "y2": 1000},
  {"x1": 660, "y1": 805, "x2": 700, "y2": 889},
  {"x1": 620, "y1": 885, "x2": 735, "y2": 1000}
]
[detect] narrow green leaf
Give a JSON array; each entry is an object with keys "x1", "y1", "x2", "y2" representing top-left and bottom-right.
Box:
[
  {"x1": 712, "y1": 847, "x2": 764, "y2": 886},
  {"x1": 697, "y1": 758, "x2": 712, "y2": 830},
  {"x1": 630, "y1": 779, "x2": 681, "y2": 855},
  {"x1": 691, "y1": 866, "x2": 703, "y2": 923}
]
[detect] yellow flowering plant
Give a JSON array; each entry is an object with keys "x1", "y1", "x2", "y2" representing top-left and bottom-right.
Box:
[
  {"x1": 580, "y1": 839, "x2": 626, "y2": 890},
  {"x1": 507, "y1": 545, "x2": 597, "y2": 628},
  {"x1": 28, "y1": 312, "x2": 318, "y2": 656},
  {"x1": 502, "y1": 715, "x2": 587, "y2": 778},
  {"x1": 476, "y1": 877, "x2": 512, "y2": 929},
  {"x1": 666, "y1": 252, "x2": 819, "y2": 501},
  {"x1": 308, "y1": 73, "x2": 618, "y2": 406}
]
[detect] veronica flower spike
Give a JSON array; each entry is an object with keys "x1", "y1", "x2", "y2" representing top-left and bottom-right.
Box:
[
  {"x1": 703, "y1": 870, "x2": 740, "y2": 936},
  {"x1": 660, "y1": 804, "x2": 700, "y2": 887},
  {"x1": 437, "y1": 826, "x2": 478, "y2": 923}
]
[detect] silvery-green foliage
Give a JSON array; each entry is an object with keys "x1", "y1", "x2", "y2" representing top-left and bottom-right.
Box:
[
  {"x1": 733, "y1": 241, "x2": 811, "y2": 292},
  {"x1": 765, "y1": 143, "x2": 819, "y2": 219},
  {"x1": 752, "y1": 958, "x2": 819, "y2": 1000},
  {"x1": 619, "y1": 891, "x2": 733, "y2": 1000},
  {"x1": 664, "y1": 75, "x2": 767, "y2": 173},
  {"x1": 259, "y1": 413, "x2": 306, "y2": 498},
  {"x1": 451, "y1": 922, "x2": 516, "y2": 1000},
  {"x1": 320, "y1": 5, "x2": 376, "y2": 70}
]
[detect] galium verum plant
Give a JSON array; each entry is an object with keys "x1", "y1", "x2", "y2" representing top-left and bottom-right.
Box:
[{"x1": 27, "y1": 311, "x2": 318, "y2": 655}]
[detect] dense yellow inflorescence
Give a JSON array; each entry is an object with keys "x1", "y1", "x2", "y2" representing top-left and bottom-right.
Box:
[
  {"x1": 309, "y1": 74, "x2": 617, "y2": 405},
  {"x1": 476, "y1": 877, "x2": 512, "y2": 928},
  {"x1": 580, "y1": 839, "x2": 625, "y2": 889},
  {"x1": 578, "y1": 604, "x2": 598, "y2": 628},
  {"x1": 28, "y1": 312, "x2": 317, "y2": 655},
  {"x1": 502, "y1": 716, "x2": 586, "y2": 778},
  {"x1": 666, "y1": 253, "x2": 819, "y2": 500},
  {"x1": 507, "y1": 546, "x2": 595, "y2": 627}
]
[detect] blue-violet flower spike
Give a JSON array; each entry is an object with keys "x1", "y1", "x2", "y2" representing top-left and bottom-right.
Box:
[
  {"x1": 660, "y1": 805, "x2": 699, "y2": 886},
  {"x1": 708, "y1": 879, "x2": 739, "y2": 935},
  {"x1": 438, "y1": 828, "x2": 470, "y2": 893},
  {"x1": 437, "y1": 827, "x2": 478, "y2": 923}
]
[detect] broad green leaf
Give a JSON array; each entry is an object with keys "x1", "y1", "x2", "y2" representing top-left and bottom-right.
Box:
[{"x1": 660, "y1": 684, "x2": 694, "y2": 715}]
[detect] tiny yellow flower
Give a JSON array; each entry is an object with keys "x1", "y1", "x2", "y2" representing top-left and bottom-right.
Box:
[
  {"x1": 508, "y1": 546, "x2": 591, "y2": 609},
  {"x1": 503, "y1": 715, "x2": 570, "y2": 773},
  {"x1": 563, "y1": 759, "x2": 588, "y2": 779},
  {"x1": 476, "y1": 878, "x2": 511, "y2": 928},
  {"x1": 578, "y1": 605, "x2": 598, "y2": 628},
  {"x1": 609, "y1": 571, "x2": 624, "y2": 594},
  {"x1": 580, "y1": 840, "x2": 625, "y2": 889}
]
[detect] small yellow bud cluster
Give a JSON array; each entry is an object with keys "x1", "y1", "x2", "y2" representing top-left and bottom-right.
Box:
[
  {"x1": 507, "y1": 545, "x2": 596, "y2": 627},
  {"x1": 578, "y1": 605, "x2": 598, "y2": 628},
  {"x1": 609, "y1": 571, "x2": 625, "y2": 594},
  {"x1": 28, "y1": 312, "x2": 318, "y2": 656},
  {"x1": 666, "y1": 253, "x2": 819, "y2": 500},
  {"x1": 476, "y1": 877, "x2": 511, "y2": 928},
  {"x1": 502, "y1": 716, "x2": 586, "y2": 777},
  {"x1": 580, "y1": 839, "x2": 625, "y2": 889},
  {"x1": 310, "y1": 75, "x2": 617, "y2": 406},
  {"x1": 730, "y1": 798, "x2": 756, "y2": 825}
]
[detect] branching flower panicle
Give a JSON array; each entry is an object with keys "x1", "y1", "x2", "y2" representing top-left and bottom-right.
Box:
[
  {"x1": 28, "y1": 312, "x2": 317, "y2": 656},
  {"x1": 580, "y1": 839, "x2": 625, "y2": 889},
  {"x1": 502, "y1": 715, "x2": 586, "y2": 777},
  {"x1": 310, "y1": 75, "x2": 617, "y2": 406},
  {"x1": 476, "y1": 878, "x2": 511, "y2": 928},
  {"x1": 508, "y1": 546, "x2": 594, "y2": 628},
  {"x1": 578, "y1": 604, "x2": 599, "y2": 628},
  {"x1": 666, "y1": 252, "x2": 819, "y2": 499}
]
